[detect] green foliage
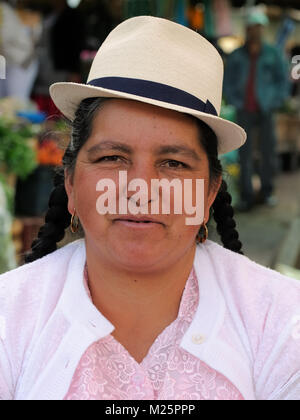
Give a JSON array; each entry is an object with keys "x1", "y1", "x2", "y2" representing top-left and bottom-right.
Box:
[
  {"x1": 0, "y1": 178, "x2": 16, "y2": 274},
  {"x1": 0, "y1": 117, "x2": 38, "y2": 179}
]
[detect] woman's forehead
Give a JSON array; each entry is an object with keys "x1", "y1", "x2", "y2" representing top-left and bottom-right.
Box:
[
  {"x1": 92, "y1": 97, "x2": 194, "y2": 123},
  {"x1": 87, "y1": 98, "x2": 204, "y2": 152}
]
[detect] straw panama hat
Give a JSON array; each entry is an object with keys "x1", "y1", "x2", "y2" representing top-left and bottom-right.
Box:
[{"x1": 50, "y1": 16, "x2": 246, "y2": 155}]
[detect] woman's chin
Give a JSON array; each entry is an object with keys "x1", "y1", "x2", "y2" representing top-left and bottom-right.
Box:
[{"x1": 107, "y1": 239, "x2": 169, "y2": 272}]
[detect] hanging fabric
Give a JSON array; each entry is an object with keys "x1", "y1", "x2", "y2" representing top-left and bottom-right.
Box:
[
  {"x1": 203, "y1": 0, "x2": 216, "y2": 39},
  {"x1": 213, "y1": 0, "x2": 233, "y2": 38},
  {"x1": 174, "y1": 0, "x2": 188, "y2": 26}
]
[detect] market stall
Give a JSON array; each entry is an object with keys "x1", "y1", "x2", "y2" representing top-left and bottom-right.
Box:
[{"x1": 0, "y1": 98, "x2": 66, "y2": 271}]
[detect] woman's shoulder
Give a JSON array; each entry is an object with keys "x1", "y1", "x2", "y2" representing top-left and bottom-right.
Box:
[
  {"x1": 200, "y1": 240, "x2": 300, "y2": 334},
  {"x1": 0, "y1": 239, "x2": 85, "y2": 400},
  {"x1": 201, "y1": 241, "x2": 300, "y2": 400},
  {"x1": 201, "y1": 240, "x2": 300, "y2": 354},
  {"x1": 0, "y1": 239, "x2": 85, "y2": 312},
  {"x1": 203, "y1": 239, "x2": 300, "y2": 294}
]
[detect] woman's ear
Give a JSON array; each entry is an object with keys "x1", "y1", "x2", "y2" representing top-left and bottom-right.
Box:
[
  {"x1": 64, "y1": 169, "x2": 75, "y2": 215},
  {"x1": 204, "y1": 175, "x2": 222, "y2": 222}
]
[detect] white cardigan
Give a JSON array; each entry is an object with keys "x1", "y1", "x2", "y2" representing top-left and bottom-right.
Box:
[{"x1": 0, "y1": 239, "x2": 300, "y2": 400}]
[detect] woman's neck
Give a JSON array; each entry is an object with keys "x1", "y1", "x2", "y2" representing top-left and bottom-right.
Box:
[{"x1": 84, "y1": 240, "x2": 197, "y2": 331}]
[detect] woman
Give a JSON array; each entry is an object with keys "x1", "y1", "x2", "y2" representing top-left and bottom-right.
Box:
[{"x1": 0, "y1": 16, "x2": 299, "y2": 401}]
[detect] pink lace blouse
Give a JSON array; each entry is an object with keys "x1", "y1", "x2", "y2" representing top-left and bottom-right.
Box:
[{"x1": 64, "y1": 265, "x2": 244, "y2": 400}]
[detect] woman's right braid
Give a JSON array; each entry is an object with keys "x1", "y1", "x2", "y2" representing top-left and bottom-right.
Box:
[
  {"x1": 194, "y1": 118, "x2": 244, "y2": 255},
  {"x1": 212, "y1": 180, "x2": 243, "y2": 255},
  {"x1": 24, "y1": 170, "x2": 71, "y2": 263}
]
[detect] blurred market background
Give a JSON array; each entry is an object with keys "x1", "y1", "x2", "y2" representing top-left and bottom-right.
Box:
[{"x1": 0, "y1": 0, "x2": 299, "y2": 278}]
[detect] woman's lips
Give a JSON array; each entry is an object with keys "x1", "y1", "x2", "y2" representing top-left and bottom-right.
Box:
[{"x1": 113, "y1": 219, "x2": 164, "y2": 229}]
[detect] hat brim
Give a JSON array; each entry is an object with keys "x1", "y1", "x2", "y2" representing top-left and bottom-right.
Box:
[{"x1": 50, "y1": 82, "x2": 246, "y2": 156}]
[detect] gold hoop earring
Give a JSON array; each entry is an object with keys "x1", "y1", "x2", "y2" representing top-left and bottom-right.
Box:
[
  {"x1": 196, "y1": 222, "x2": 208, "y2": 244},
  {"x1": 70, "y1": 208, "x2": 79, "y2": 233}
]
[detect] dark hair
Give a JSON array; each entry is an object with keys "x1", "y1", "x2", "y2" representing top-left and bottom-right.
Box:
[
  {"x1": 198, "y1": 122, "x2": 243, "y2": 254},
  {"x1": 25, "y1": 98, "x2": 243, "y2": 263}
]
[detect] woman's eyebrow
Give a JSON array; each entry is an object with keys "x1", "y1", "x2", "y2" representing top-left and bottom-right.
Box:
[
  {"x1": 86, "y1": 141, "x2": 201, "y2": 162},
  {"x1": 155, "y1": 145, "x2": 201, "y2": 161},
  {"x1": 86, "y1": 141, "x2": 132, "y2": 156}
]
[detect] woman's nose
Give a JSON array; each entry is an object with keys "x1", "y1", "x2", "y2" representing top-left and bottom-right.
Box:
[
  {"x1": 125, "y1": 161, "x2": 159, "y2": 206},
  {"x1": 128, "y1": 160, "x2": 158, "y2": 183}
]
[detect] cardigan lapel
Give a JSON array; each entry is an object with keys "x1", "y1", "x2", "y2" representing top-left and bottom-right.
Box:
[
  {"x1": 180, "y1": 242, "x2": 256, "y2": 400},
  {"x1": 60, "y1": 239, "x2": 115, "y2": 338}
]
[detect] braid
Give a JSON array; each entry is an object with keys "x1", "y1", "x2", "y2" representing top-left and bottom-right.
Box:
[
  {"x1": 24, "y1": 169, "x2": 71, "y2": 263},
  {"x1": 212, "y1": 180, "x2": 243, "y2": 255},
  {"x1": 193, "y1": 118, "x2": 244, "y2": 255}
]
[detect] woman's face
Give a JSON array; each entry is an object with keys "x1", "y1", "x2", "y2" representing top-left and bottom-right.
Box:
[{"x1": 65, "y1": 99, "x2": 221, "y2": 272}]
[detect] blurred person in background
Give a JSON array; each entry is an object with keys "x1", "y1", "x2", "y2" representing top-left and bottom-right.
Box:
[
  {"x1": 224, "y1": 9, "x2": 289, "y2": 212},
  {"x1": 32, "y1": 0, "x2": 85, "y2": 117},
  {"x1": 0, "y1": 0, "x2": 41, "y2": 102}
]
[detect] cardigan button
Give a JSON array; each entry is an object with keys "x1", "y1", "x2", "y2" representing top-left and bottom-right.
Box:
[{"x1": 191, "y1": 334, "x2": 205, "y2": 344}]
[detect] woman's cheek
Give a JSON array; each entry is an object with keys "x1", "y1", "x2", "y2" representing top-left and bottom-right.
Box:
[{"x1": 74, "y1": 173, "x2": 100, "y2": 217}]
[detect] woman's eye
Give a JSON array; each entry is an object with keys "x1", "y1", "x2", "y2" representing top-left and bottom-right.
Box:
[
  {"x1": 96, "y1": 155, "x2": 123, "y2": 163},
  {"x1": 162, "y1": 160, "x2": 189, "y2": 169}
]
